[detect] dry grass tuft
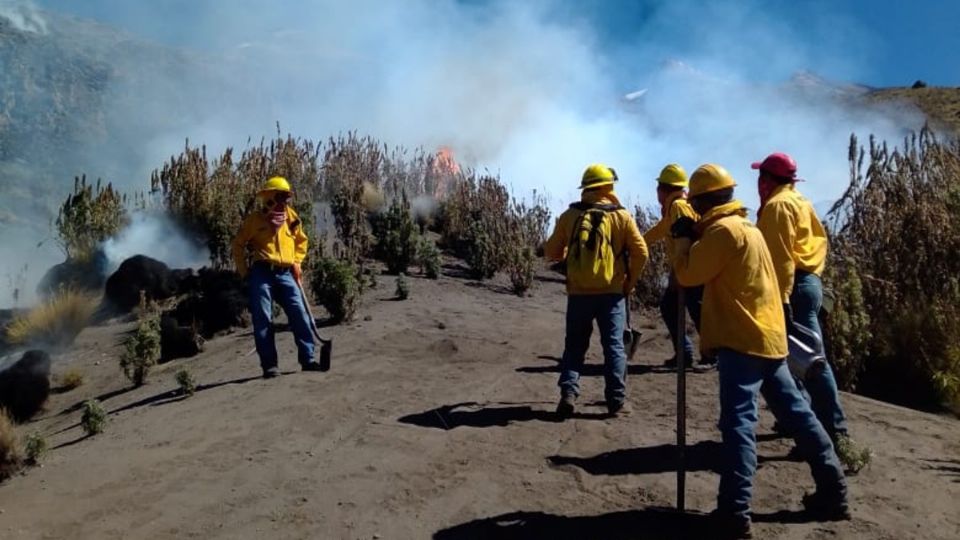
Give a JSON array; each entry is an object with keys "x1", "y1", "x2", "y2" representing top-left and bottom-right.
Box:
[
  {"x1": 5, "y1": 289, "x2": 97, "y2": 347},
  {"x1": 55, "y1": 369, "x2": 85, "y2": 392},
  {"x1": 0, "y1": 408, "x2": 21, "y2": 480}
]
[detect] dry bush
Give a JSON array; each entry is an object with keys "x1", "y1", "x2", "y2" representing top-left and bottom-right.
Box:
[
  {"x1": 0, "y1": 408, "x2": 20, "y2": 480},
  {"x1": 322, "y1": 134, "x2": 384, "y2": 263},
  {"x1": 151, "y1": 132, "x2": 322, "y2": 268},
  {"x1": 55, "y1": 175, "x2": 128, "y2": 262},
  {"x1": 504, "y1": 193, "x2": 551, "y2": 296},
  {"x1": 633, "y1": 205, "x2": 671, "y2": 311},
  {"x1": 5, "y1": 288, "x2": 97, "y2": 346},
  {"x1": 55, "y1": 369, "x2": 84, "y2": 392},
  {"x1": 825, "y1": 129, "x2": 960, "y2": 412}
]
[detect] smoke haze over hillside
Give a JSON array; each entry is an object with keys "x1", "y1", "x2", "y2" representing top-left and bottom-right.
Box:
[{"x1": 0, "y1": 0, "x2": 927, "y2": 306}]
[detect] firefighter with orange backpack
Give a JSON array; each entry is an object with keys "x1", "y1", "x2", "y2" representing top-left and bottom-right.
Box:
[{"x1": 544, "y1": 164, "x2": 649, "y2": 418}]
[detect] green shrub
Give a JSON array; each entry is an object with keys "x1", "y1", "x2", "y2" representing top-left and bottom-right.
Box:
[
  {"x1": 175, "y1": 368, "x2": 197, "y2": 397},
  {"x1": 417, "y1": 237, "x2": 441, "y2": 279},
  {"x1": 507, "y1": 246, "x2": 536, "y2": 297},
  {"x1": 395, "y1": 273, "x2": 410, "y2": 300},
  {"x1": 55, "y1": 175, "x2": 128, "y2": 261},
  {"x1": 464, "y1": 220, "x2": 500, "y2": 280},
  {"x1": 120, "y1": 314, "x2": 161, "y2": 387},
  {"x1": 81, "y1": 399, "x2": 107, "y2": 436},
  {"x1": 309, "y1": 256, "x2": 361, "y2": 323},
  {"x1": 371, "y1": 192, "x2": 417, "y2": 274},
  {"x1": 23, "y1": 432, "x2": 48, "y2": 464}
]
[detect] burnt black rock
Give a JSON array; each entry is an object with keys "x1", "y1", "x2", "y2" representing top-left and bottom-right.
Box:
[
  {"x1": 0, "y1": 350, "x2": 52, "y2": 422},
  {"x1": 169, "y1": 268, "x2": 249, "y2": 337},
  {"x1": 104, "y1": 255, "x2": 194, "y2": 312},
  {"x1": 159, "y1": 316, "x2": 203, "y2": 362}
]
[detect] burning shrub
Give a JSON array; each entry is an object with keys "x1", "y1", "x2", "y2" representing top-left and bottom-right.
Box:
[
  {"x1": 417, "y1": 237, "x2": 441, "y2": 279},
  {"x1": 308, "y1": 255, "x2": 361, "y2": 323},
  {"x1": 371, "y1": 191, "x2": 417, "y2": 275},
  {"x1": 81, "y1": 399, "x2": 107, "y2": 436},
  {"x1": 5, "y1": 289, "x2": 96, "y2": 347},
  {"x1": 0, "y1": 350, "x2": 52, "y2": 423},
  {"x1": 632, "y1": 205, "x2": 671, "y2": 311},
  {"x1": 0, "y1": 408, "x2": 20, "y2": 480},
  {"x1": 55, "y1": 175, "x2": 128, "y2": 262},
  {"x1": 175, "y1": 368, "x2": 197, "y2": 397},
  {"x1": 120, "y1": 313, "x2": 161, "y2": 387},
  {"x1": 23, "y1": 432, "x2": 47, "y2": 465},
  {"x1": 825, "y1": 130, "x2": 960, "y2": 412}
]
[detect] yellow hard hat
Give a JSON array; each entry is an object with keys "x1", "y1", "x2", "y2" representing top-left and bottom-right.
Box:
[
  {"x1": 580, "y1": 163, "x2": 618, "y2": 189},
  {"x1": 688, "y1": 164, "x2": 737, "y2": 197},
  {"x1": 258, "y1": 176, "x2": 292, "y2": 195},
  {"x1": 656, "y1": 164, "x2": 688, "y2": 187}
]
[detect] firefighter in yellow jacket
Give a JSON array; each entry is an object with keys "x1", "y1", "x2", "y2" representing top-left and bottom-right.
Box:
[
  {"x1": 752, "y1": 152, "x2": 850, "y2": 447},
  {"x1": 232, "y1": 176, "x2": 322, "y2": 378},
  {"x1": 544, "y1": 164, "x2": 648, "y2": 418},
  {"x1": 672, "y1": 164, "x2": 848, "y2": 537},
  {"x1": 642, "y1": 164, "x2": 706, "y2": 367}
]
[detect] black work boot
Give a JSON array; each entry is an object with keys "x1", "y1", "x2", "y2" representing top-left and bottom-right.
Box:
[
  {"x1": 802, "y1": 491, "x2": 851, "y2": 521},
  {"x1": 301, "y1": 362, "x2": 324, "y2": 372},
  {"x1": 709, "y1": 510, "x2": 752, "y2": 539},
  {"x1": 556, "y1": 393, "x2": 576, "y2": 419}
]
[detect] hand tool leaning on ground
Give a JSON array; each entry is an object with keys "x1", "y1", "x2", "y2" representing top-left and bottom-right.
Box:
[
  {"x1": 293, "y1": 267, "x2": 332, "y2": 371},
  {"x1": 669, "y1": 215, "x2": 697, "y2": 513},
  {"x1": 624, "y1": 295, "x2": 642, "y2": 361}
]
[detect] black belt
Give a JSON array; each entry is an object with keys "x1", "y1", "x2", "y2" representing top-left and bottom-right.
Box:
[{"x1": 253, "y1": 260, "x2": 292, "y2": 272}]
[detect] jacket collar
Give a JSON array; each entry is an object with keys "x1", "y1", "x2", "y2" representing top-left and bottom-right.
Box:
[
  {"x1": 581, "y1": 188, "x2": 623, "y2": 207},
  {"x1": 661, "y1": 191, "x2": 685, "y2": 215},
  {"x1": 696, "y1": 200, "x2": 748, "y2": 234}
]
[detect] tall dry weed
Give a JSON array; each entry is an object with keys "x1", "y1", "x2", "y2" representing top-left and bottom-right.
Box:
[
  {"x1": 826, "y1": 128, "x2": 960, "y2": 412},
  {"x1": 5, "y1": 288, "x2": 97, "y2": 346}
]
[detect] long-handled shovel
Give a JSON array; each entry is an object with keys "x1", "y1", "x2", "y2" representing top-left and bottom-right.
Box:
[
  {"x1": 294, "y1": 277, "x2": 332, "y2": 371},
  {"x1": 675, "y1": 286, "x2": 687, "y2": 512}
]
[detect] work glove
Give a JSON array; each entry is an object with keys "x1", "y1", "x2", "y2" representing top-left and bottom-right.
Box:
[
  {"x1": 670, "y1": 216, "x2": 698, "y2": 240},
  {"x1": 292, "y1": 263, "x2": 303, "y2": 285}
]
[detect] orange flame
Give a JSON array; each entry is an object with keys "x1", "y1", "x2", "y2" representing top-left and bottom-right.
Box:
[{"x1": 429, "y1": 146, "x2": 460, "y2": 200}]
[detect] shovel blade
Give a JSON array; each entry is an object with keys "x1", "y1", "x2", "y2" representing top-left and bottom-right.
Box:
[
  {"x1": 319, "y1": 339, "x2": 332, "y2": 372},
  {"x1": 624, "y1": 329, "x2": 642, "y2": 360}
]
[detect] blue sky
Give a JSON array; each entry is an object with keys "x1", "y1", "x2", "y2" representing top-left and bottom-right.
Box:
[{"x1": 38, "y1": 0, "x2": 960, "y2": 87}]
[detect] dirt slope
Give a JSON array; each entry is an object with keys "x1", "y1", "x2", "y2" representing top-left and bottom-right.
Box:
[{"x1": 1, "y1": 263, "x2": 958, "y2": 539}]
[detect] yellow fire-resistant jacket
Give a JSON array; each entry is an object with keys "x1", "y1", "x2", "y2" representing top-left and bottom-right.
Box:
[
  {"x1": 643, "y1": 192, "x2": 699, "y2": 263},
  {"x1": 674, "y1": 200, "x2": 787, "y2": 359},
  {"x1": 544, "y1": 188, "x2": 649, "y2": 295},
  {"x1": 231, "y1": 207, "x2": 309, "y2": 277},
  {"x1": 756, "y1": 183, "x2": 828, "y2": 303}
]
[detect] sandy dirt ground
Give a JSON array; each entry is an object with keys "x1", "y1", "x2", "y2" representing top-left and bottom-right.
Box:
[{"x1": 1, "y1": 263, "x2": 958, "y2": 539}]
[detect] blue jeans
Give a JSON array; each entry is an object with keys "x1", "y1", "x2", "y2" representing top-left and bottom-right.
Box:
[
  {"x1": 557, "y1": 294, "x2": 627, "y2": 405},
  {"x1": 248, "y1": 263, "x2": 315, "y2": 370},
  {"x1": 791, "y1": 271, "x2": 848, "y2": 440},
  {"x1": 717, "y1": 349, "x2": 846, "y2": 519},
  {"x1": 659, "y1": 283, "x2": 703, "y2": 361}
]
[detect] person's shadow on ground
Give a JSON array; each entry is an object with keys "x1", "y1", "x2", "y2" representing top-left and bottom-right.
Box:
[{"x1": 398, "y1": 401, "x2": 608, "y2": 430}]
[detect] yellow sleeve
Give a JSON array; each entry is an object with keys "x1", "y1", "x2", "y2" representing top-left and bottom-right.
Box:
[
  {"x1": 544, "y1": 211, "x2": 571, "y2": 262},
  {"x1": 674, "y1": 226, "x2": 734, "y2": 287},
  {"x1": 757, "y1": 202, "x2": 796, "y2": 303},
  {"x1": 289, "y1": 210, "x2": 309, "y2": 264},
  {"x1": 622, "y1": 212, "x2": 649, "y2": 289},
  {"x1": 231, "y1": 216, "x2": 255, "y2": 277}
]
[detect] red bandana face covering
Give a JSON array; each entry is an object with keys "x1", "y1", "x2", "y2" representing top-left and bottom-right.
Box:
[{"x1": 268, "y1": 206, "x2": 287, "y2": 230}]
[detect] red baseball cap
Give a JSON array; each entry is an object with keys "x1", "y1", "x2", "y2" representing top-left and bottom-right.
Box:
[{"x1": 751, "y1": 152, "x2": 797, "y2": 179}]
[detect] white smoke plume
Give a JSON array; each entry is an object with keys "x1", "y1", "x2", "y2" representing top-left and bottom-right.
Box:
[
  {"x1": 102, "y1": 213, "x2": 210, "y2": 274},
  {"x1": 0, "y1": 0, "x2": 930, "y2": 307},
  {"x1": 0, "y1": 0, "x2": 46, "y2": 33}
]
